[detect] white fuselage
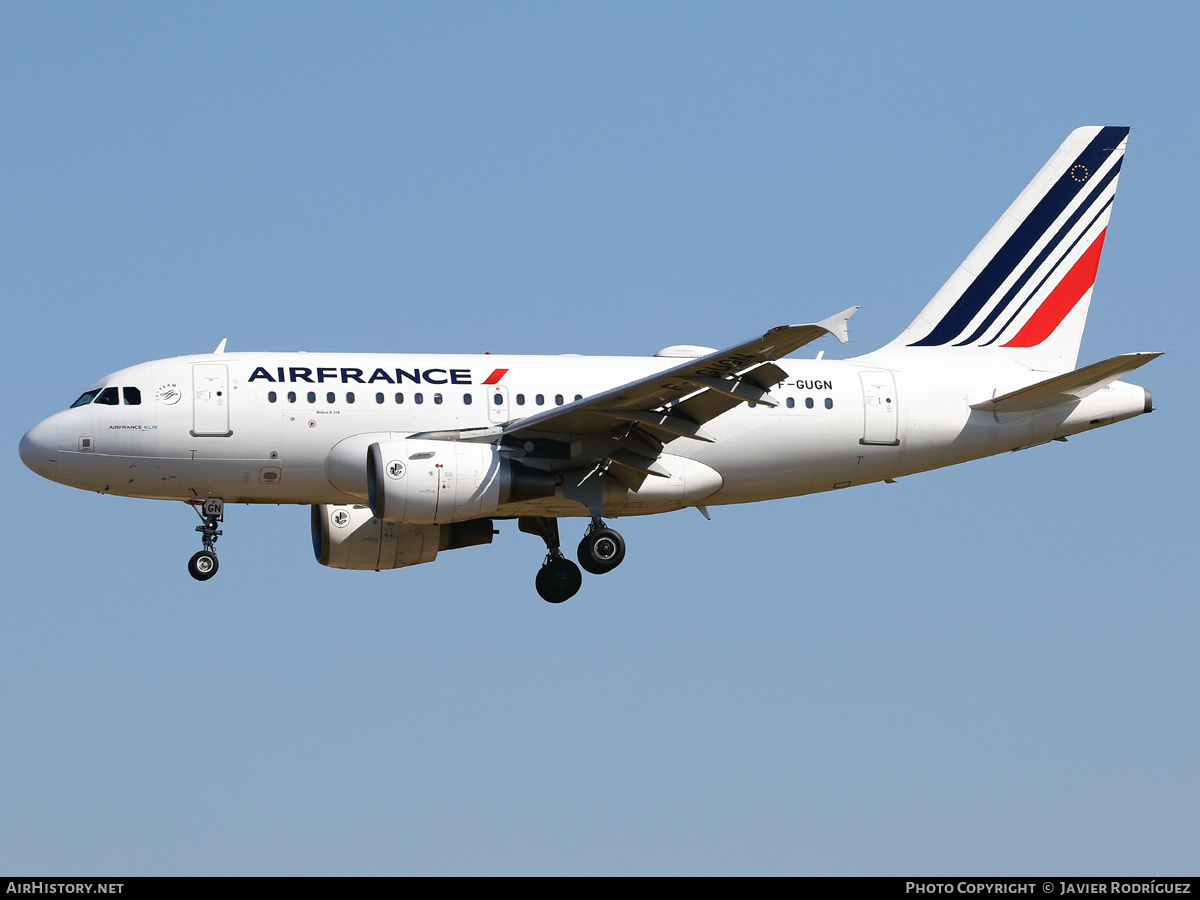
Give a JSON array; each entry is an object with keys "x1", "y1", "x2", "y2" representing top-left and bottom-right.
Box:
[{"x1": 19, "y1": 350, "x2": 1150, "y2": 519}]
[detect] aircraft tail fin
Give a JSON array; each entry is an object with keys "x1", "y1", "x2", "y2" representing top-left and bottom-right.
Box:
[{"x1": 877, "y1": 126, "x2": 1130, "y2": 371}]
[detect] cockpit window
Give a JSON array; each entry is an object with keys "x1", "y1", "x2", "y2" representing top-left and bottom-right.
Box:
[
  {"x1": 94, "y1": 387, "x2": 119, "y2": 406},
  {"x1": 70, "y1": 390, "x2": 101, "y2": 408},
  {"x1": 122, "y1": 387, "x2": 142, "y2": 406}
]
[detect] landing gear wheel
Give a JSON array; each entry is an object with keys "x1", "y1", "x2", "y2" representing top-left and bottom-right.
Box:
[
  {"x1": 536, "y1": 556, "x2": 582, "y2": 603},
  {"x1": 188, "y1": 550, "x2": 219, "y2": 581},
  {"x1": 578, "y1": 527, "x2": 626, "y2": 575},
  {"x1": 187, "y1": 498, "x2": 225, "y2": 582}
]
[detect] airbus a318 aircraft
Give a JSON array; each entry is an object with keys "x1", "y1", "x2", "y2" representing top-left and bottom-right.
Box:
[{"x1": 20, "y1": 126, "x2": 1159, "y2": 602}]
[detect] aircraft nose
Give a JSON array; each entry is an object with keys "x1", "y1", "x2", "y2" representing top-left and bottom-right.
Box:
[{"x1": 19, "y1": 417, "x2": 58, "y2": 479}]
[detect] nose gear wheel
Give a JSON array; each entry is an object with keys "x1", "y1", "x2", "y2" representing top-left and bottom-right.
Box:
[
  {"x1": 188, "y1": 550, "x2": 219, "y2": 581},
  {"x1": 187, "y1": 498, "x2": 224, "y2": 582}
]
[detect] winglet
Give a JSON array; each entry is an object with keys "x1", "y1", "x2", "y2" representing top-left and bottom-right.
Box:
[
  {"x1": 213, "y1": 338, "x2": 228, "y2": 354},
  {"x1": 816, "y1": 306, "x2": 858, "y2": 344}
]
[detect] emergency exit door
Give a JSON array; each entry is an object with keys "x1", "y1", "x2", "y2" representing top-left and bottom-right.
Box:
[{"x1": 487, "y1": 385, "x2": 510, "y2": 424}]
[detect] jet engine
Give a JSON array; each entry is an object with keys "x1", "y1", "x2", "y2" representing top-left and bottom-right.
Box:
[
  {"x1": 366, "y1": 438, "x2": 554, "y2": 524},
  {"x1": 311, "y1": 503, "x2": 497, "y2": 570}
]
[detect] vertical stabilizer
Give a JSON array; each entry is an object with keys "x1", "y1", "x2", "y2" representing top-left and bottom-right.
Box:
[{"x1": 875, "y1": 126, "x2": 1129, "y2": 371}]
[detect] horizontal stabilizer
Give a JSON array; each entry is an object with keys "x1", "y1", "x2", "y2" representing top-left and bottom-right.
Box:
[{"x1": 971, "y1": 352, "x2": 1161, "y2": 412}]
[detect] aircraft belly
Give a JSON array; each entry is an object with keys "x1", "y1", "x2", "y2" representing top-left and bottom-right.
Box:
[{"x1": 682, "y1": 411, "x2": 846, "y2": 504}]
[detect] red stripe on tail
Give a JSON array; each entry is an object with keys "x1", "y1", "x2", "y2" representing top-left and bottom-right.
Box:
[{"x1": 1003, "y1": 229, "x2": 1107, "y2": 348}]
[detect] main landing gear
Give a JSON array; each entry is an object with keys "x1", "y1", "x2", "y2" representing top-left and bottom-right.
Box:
[
  {"x1": 187, "y1": 497, "x2": 224, "y2": 582},
  {"x1": 577, "y1": 519, "x2": 626, "y2": 575},
  {"x1": 519, "y1": 516, "x2": 625, "y2": 603}
]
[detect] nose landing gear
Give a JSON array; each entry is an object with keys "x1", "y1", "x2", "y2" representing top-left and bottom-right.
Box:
[{"x1": 188, "y1": 497, "x2": 223, "y2": 582}]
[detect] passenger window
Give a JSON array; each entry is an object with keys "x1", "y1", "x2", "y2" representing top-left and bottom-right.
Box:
[
  {"x1": 464, "y1": 393, "x2": 473, "y2": 405},
  {"x1": 395, "y1": 393, "x2": 404, "y2": 404},
  {"x1": 346, "y1": 392, "x2": 355, "y2": 404},
  {"x1": 825, "y1": 397, "x2": 833, "y2": 409},
  {"x1": 307, "y1": 391, "x2": 317, "y2": 404},
  {"x1": 288, "y1": 391, "x2": 297, "y2": 403},
  {"x1": 555, "y1": 394, "x2": 563, "y2": 406},
  {"x1": 574, "y1": 394, "x2": 582, "y2": 401},
  {"x1": 493, "y1": 393, "x2": 503, "y2": 406},
  {"x1": 414, "y1": 393, "x2": 424, "y2": 404},
  {"x1": 122, "y1": 387, "x2": 142, "y2": 405},
  {"x1": 786, "y1": 397, "x2": 795, "y2": 408},
  {"x1": 375, "y1": 392, "x2": 384, "y2": 404},
  {"x1": 268, "y1": 391, "x2": 278, "y2": 403},
  {"x1": 434, "y1": 393, "x2": 443, "y2": 405},
  {"x1": 748, "y1": 402, "x2": 756, "y2": 408},
  {"x1": 71, "y1": 390, "x2": 101, "y2": 408},
  {"x1": 535, "y1": 394, "x2": 544, "y2": 406},
  {"x1": 516, "y1": 394, "x2": 526, "y2": 406},
  {"x1": 326, "y1": 392, "x2": 335, "y2": 404},
  {"x1": 805, "y1": 397, "x2": 814, "y2": 409},
  {"x1": 95, "y1": 387, "x2": 119, "y2": 406}
]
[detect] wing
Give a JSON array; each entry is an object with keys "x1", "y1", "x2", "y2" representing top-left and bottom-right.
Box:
[
  {"x1": 419, "y1": 307, "x2": 856, "y2": 492},
  {"x1": 506, "y1": 307, "x2": 856, "y2": 437}
]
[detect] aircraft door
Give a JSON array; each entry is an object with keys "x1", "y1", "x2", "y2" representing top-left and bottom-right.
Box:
[
  {"x1": 859, "y1": 371, "x2": 899, "y2": 446},
  {"x1": 487, "y1": 385, "x2": 509, "y2": 424},
  {"x1": 192, "y1": 364, "x2": 232, "y2": 436}
]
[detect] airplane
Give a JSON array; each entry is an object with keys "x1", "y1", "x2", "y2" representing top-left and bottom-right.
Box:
[{"x1": 19, "y1": 126, "x2": 1159, "y2": 603}]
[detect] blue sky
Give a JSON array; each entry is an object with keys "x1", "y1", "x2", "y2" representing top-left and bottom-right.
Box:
[{"x1": 2, "y1": 1, "x2": 1195, "y2": 875}]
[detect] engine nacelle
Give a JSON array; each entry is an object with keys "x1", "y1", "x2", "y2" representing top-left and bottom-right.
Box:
[
  {"x1": 367, "y1": 438, "x2": 554, "y2": 524},
  {"x1": 311, "y1": 504, "x2": 496, "y2": 570}
]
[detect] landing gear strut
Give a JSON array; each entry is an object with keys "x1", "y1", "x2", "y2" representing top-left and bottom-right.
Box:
[
  {"x1": 577, "y1": 517, "x2": 626, "y2": 575},
  {"x1": 519, "y1": 516, "x2": 582, "y2": 603},
  {"x1": 188, "y1": 497, "x2": 223, "y2": 582}
]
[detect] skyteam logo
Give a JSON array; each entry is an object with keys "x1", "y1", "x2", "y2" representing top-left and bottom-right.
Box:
[
  {"x1": 155, "y1": 384, "x2": 181, "y2": 405},
  {"x1": 386, "y1": 461, "x2": 406, "y2": 480}
]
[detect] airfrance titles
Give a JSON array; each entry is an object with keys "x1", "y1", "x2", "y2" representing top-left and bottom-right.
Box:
[{"x1": 248, "y1": 366, "x2": 474, "y2": 385}]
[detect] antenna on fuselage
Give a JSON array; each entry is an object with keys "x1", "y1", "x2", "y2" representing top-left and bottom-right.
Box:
[{"x1": 213, "y1": 338, "x2": 227, "y2": 354}]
